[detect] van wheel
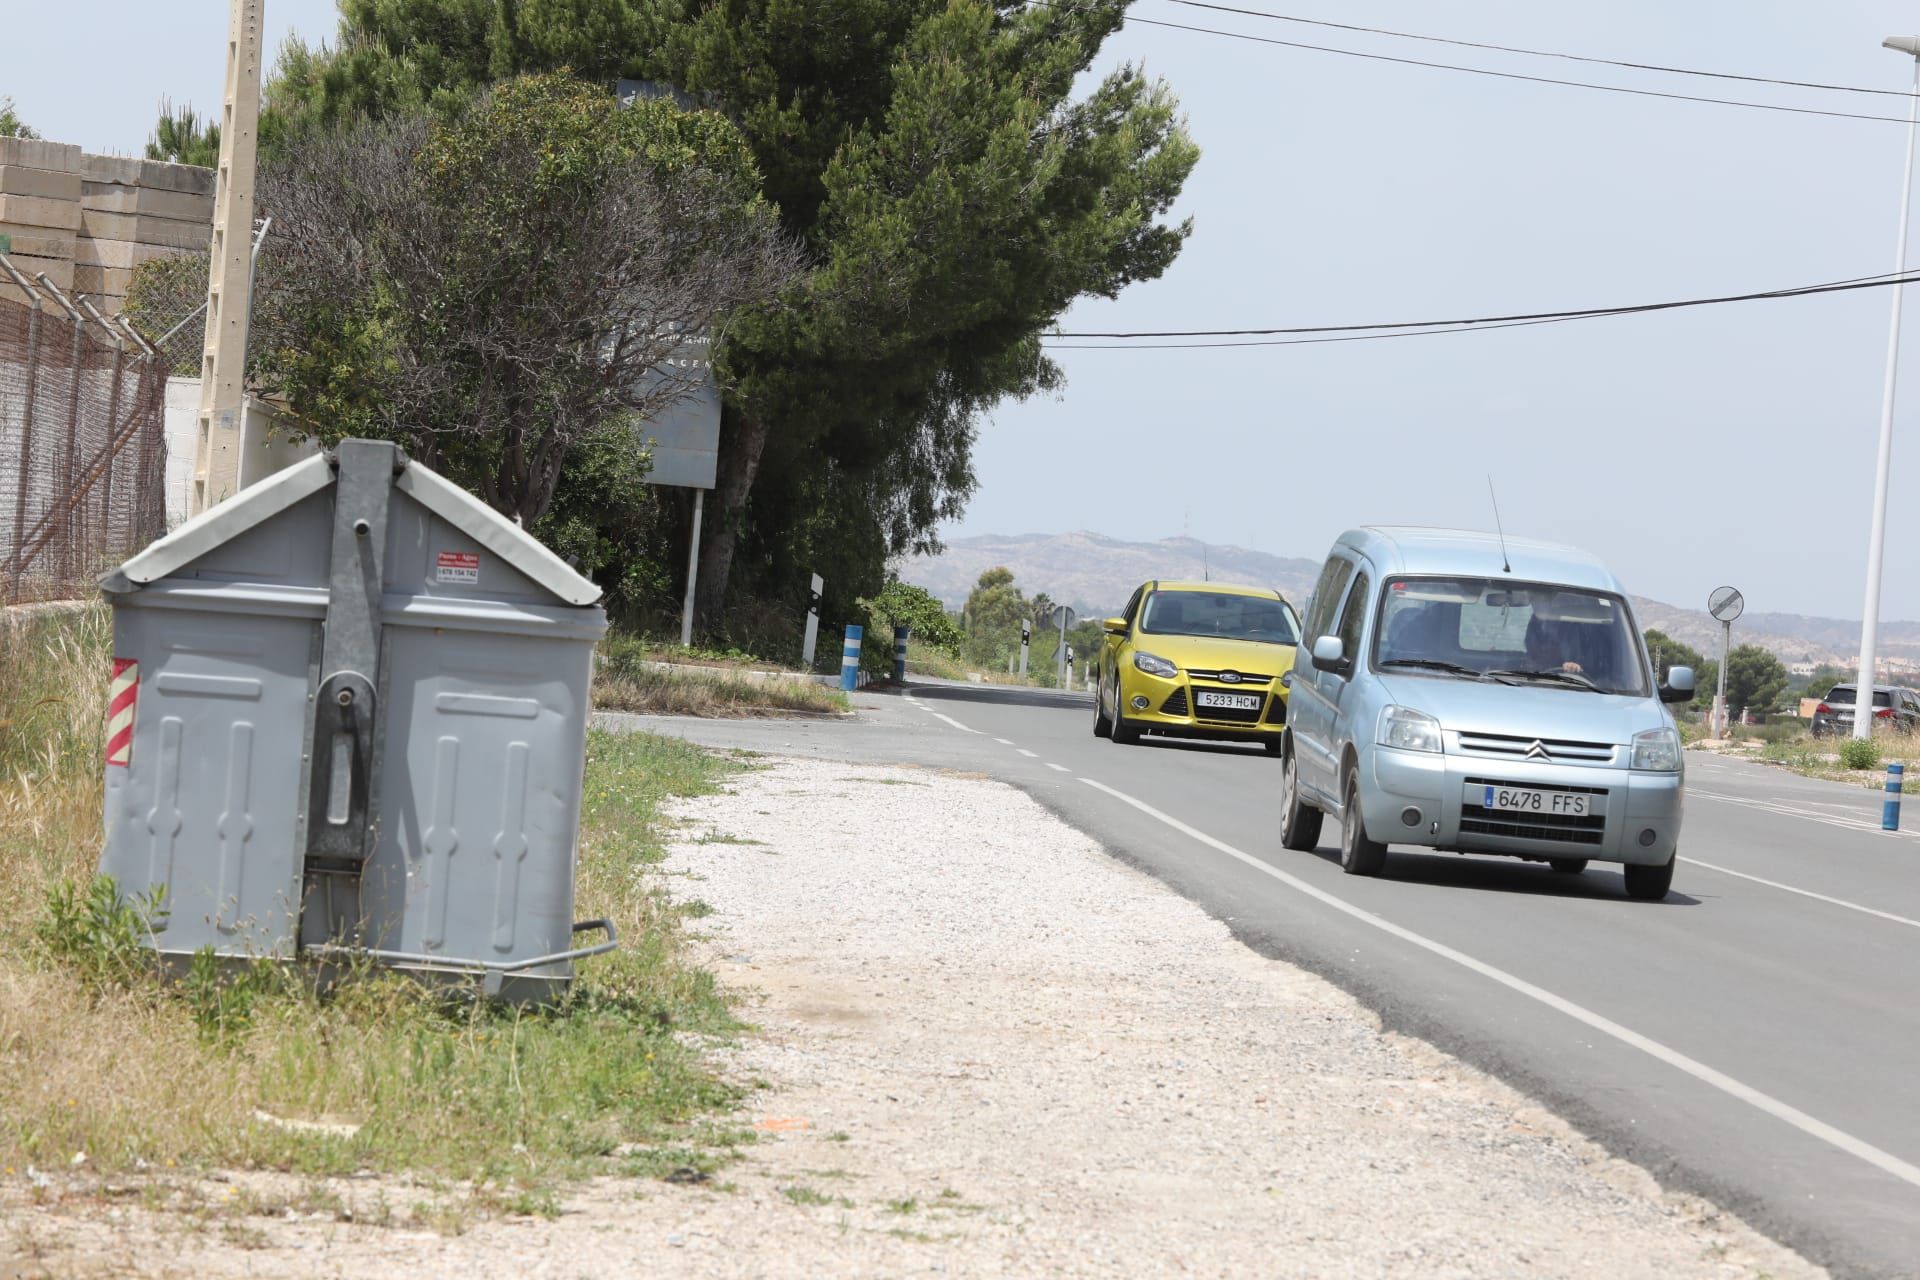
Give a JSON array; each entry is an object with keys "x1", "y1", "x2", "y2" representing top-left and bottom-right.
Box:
[
  {"x1": 1549, "y1": 858, "x2": 1588, "y2": 875},
  {"x1": 1339, "y1": 770, "x2": 1388, "y2": 876},
  {"x1": 1279, "y1": 743, "x2": 1323, "y2": 851},
  {"x1": 1093, "y1": 675, "x2": 1113, "y2": 738},
  {"x1": 1624, "y1": 853, "x2": 1675, "y2": 902}
]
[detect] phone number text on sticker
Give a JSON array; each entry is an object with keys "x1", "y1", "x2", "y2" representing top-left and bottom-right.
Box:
[{"x1": 436, "y1": 551, "x2": 480, "y2": 584}]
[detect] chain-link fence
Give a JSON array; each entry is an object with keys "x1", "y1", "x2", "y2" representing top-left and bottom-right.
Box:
[
  {"x1": 0, "y1": 257, "x2": 171, "y2": 604},
  {"x1": 120, "y1": 250, "x2": 210, "y2": 379}
]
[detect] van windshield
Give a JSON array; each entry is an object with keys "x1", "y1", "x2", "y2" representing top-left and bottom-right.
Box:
[{"x1": 1373, "y1": 576, "x2": 1649, "y2": 696}]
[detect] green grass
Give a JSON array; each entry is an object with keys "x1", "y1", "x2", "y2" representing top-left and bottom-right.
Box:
[
  {"x1": 1755, "y1": 729, "x2": 1912, "y2": 787},
  {"x1": 1, "y1": 603, "x2": 753, "y2": 1214}
]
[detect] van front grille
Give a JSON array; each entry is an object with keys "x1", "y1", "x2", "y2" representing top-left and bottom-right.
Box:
[{"x1": 1456, "y1": 731, "x2": 1615, "y2": 764}]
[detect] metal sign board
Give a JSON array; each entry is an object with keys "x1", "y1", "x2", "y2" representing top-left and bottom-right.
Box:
[
  {"x1": 1708, "y1": 586, "x2": 1744, "y2": 623},
  {"x1": 633, "y1": 329, "x2": 720, "y2": 490}
]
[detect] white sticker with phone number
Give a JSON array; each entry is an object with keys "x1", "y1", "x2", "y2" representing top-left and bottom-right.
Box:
[{"x1": 436, "y1": 551, "x2": 479, "y2": 584}]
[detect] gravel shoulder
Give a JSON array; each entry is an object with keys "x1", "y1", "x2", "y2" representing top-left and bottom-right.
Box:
[{"x1": 3, "y1": 756, "x2": 1821, "y2": 1278}]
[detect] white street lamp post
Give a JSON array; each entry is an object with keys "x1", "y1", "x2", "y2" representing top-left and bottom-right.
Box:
[{"x1": 1855, "y1": 38, "x2": 1920, "y2": 739}]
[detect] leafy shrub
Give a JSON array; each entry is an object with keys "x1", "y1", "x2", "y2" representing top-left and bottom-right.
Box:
[
  {"x1": 859, "y1": 580, "x2": 962, "y2": 654},
  {"x1": 37, "y1": 875, "x2": 162, "y2": 990},
  {"x1": 1841, "y1": 736, "x2": 1880, "y2": 771},
  {"x1": 183, "y1": 947, "x2": 292, "y2": 1045}
]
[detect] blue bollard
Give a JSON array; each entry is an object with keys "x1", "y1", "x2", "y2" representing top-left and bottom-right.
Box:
[
  {"x1": 1884, "y1": 761, "x2": 1904, "y2": 831},
  {"x1": 841, "y1": 624, "x2": 864, "y2": 692},
  {"x1": 893, "y1": 624, "x2": 909, "y2": 682}
]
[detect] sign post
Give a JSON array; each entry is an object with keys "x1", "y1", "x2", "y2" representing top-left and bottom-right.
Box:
[
  {"x1": 618, "y1": 82, "x2": 721, "y2": 648},
  {"x1": 1052, "y1": 604, "x2": 1076, "y2": 685},
  {"x1": 1707, "y1": 586, "x2": 1744, "y2": 738},
  {"x1": 1019, "y1": 619, "x2": 1031, "y2": 678},
  {"x1": 801, "y1": 573, "x2": 823, "y2": 670}
]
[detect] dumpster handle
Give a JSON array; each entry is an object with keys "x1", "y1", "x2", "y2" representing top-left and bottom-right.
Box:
[{"x1": 308, "y1": 918, "x2": 619, "y2": 974}]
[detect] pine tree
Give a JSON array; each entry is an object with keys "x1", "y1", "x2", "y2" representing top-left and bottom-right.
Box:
[
  {"x1": 146, "y1": 99, "x2": 221, "y2": 167},
  {"x1": 263, "y1": 1, "x2": 1199, "y2": 631}
]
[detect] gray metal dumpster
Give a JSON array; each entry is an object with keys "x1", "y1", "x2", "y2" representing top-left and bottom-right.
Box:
[{"x1": 98, "y1": 439, "x2": 611, "y2": 999}]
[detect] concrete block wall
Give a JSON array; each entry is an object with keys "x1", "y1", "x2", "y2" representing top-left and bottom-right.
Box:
[
  {"x1": 163, "y1": 377, "x2": 320, "y2": 528},
  {"x1": 0, "y1": 137, "x2": 213, "y2": 315}
]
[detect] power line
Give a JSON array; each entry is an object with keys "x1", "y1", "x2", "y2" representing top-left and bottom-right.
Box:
[
  {"x1": 1032, "y1": 0, "x2": 1920, "y2": 126},
  {"x1": 1166, "y1": 0, "x2": 1920, "y2": 100},
  {"x1": 1045, "y1": 313, "x2": 1591, "y2": 350},
  {"x1": 1044, "y1": 270, "x2": 1920, "y2": 349}
]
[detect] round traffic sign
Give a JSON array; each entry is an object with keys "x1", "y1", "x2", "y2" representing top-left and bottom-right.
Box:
[
  {"x1": 1708, "y1": 585, "x2": 1744, "y2": 623},
  {"x1": 1050, "y1": 604, "x2": 1076, "y2": 629}
]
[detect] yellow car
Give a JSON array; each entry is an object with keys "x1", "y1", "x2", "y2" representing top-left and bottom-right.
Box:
[{"x1": 1094, "y1": 580, "x2": 1301, "y2": 752}]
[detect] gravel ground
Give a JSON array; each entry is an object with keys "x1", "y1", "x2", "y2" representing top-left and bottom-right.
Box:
[{"x1": 2, "y1": 756, "x2": 1821, "y2": 1278}]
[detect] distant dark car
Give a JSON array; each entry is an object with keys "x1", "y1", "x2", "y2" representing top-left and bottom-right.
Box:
[{"x1": 1810, "y1": 684, "x2": 1920, "y2": 737}]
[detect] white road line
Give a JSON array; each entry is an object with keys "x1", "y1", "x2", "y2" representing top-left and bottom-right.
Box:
[
  {"x1": 1691, "y1": 787, "x2": 1919, "y2": 841},
  {"x1": 1077, "y1": 776, "x2": 1920, "y2": 1192},
  {"x1": 1046, "y1": 763, "x2": 1071, "y2": 774},
  {"x1": 930, "y1": 712, "x2": 979, "y2": 734},
  {"x1": 994, "y1": 738, "x2": 1015, "y2": 746},
  {"x1": 1680, "y1": 856, "x2": 1920, "y2": 931},
  {"x1": 1017, "y1": 748, "x2": 1039, "y2": 758}
]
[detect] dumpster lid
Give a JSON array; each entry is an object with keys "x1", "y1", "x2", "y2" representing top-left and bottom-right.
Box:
[{"x1": 107, "y1": 448, "x2": 602, "y2": 606}]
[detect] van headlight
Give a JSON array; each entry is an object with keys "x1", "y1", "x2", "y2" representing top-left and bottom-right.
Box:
[
  {"x1": 1378, "y1": 706, "x2": 1442, "y2": 753},
  {"x1": 1630, "y1": 726, "x2": 1682, "y2": 771},
  {"x1": 1133, "y1": 651, "x2": 1178, "y2": 679}
]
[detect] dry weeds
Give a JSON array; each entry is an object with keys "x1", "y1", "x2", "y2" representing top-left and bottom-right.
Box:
[
  {"x1": 0, "y1": 606, "x2": 744, "y2": 1209},
  {"x1": 593, "y1": 663, "x2": 848, "y2": 717}
]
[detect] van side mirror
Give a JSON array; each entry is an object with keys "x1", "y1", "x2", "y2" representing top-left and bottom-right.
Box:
[
  {"x1": 1310, "y1": 634, "x2": 1347, "y2": 673},
  {"x1": 1660, "y1": 665, "x2": 1696, "y2": 704},
  {"x1": 1103, "y1": 616, "x2": 1127, "y2": 636}
]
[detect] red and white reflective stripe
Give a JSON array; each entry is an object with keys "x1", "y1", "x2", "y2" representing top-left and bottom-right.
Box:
[{"x1": 105, "y1": 658, "x2": 137, "y2": 767}]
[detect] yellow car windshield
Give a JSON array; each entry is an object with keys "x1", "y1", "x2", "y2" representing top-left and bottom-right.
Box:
[{"x1": 1139, "y1": 591, "x2": 1298, "y2": 644}]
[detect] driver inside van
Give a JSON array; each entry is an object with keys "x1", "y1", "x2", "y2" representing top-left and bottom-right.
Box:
[{"x1": 1524, "y1": 615, "x2": 1586, "y2": 675}]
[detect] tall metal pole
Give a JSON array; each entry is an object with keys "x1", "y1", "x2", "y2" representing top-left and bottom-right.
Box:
[
  {"x1": 1728, "y1": 617, "x2": 1743, "y2": 736},
  {"x1": 191, "y1": 0, "x2": 266, "y2": 516},
  {"x1": 679, "y1": 488, "x2": 703, "y2": 647},
  {"x1": 1855, "y1": 44, "x2": 1920, "y2": 739}
]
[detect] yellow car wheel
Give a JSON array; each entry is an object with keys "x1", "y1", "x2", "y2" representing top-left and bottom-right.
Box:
[{"x1": 1111, "y1": 673, "x2": 1141, "y2": 745}]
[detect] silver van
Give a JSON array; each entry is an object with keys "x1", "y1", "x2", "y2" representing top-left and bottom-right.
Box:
[{"x1": 1279, "y1": 527, "x2": 1694, "y2": 901}]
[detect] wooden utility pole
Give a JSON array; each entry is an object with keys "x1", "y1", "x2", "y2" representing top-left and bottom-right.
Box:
[{"x1": 190, "y1": 0, "x2": 265, "y2": 516}]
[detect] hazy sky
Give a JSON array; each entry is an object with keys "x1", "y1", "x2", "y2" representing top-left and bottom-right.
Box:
[
  {"x1": 966, "y1": 0, "x2": 1920, "y2": 622},
  {"x1": 9, "y1": 2, "x2": 1920, "y2": 618}
]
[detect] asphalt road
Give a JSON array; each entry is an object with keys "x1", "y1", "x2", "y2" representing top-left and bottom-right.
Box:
[{"x1": 601, "y1": 679, "x2": 1920, "y2": 1279}]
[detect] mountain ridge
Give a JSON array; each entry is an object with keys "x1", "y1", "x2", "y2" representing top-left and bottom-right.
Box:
[{"x1": 897, "y1": 530, "x2": 1920, "y2": 668}]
